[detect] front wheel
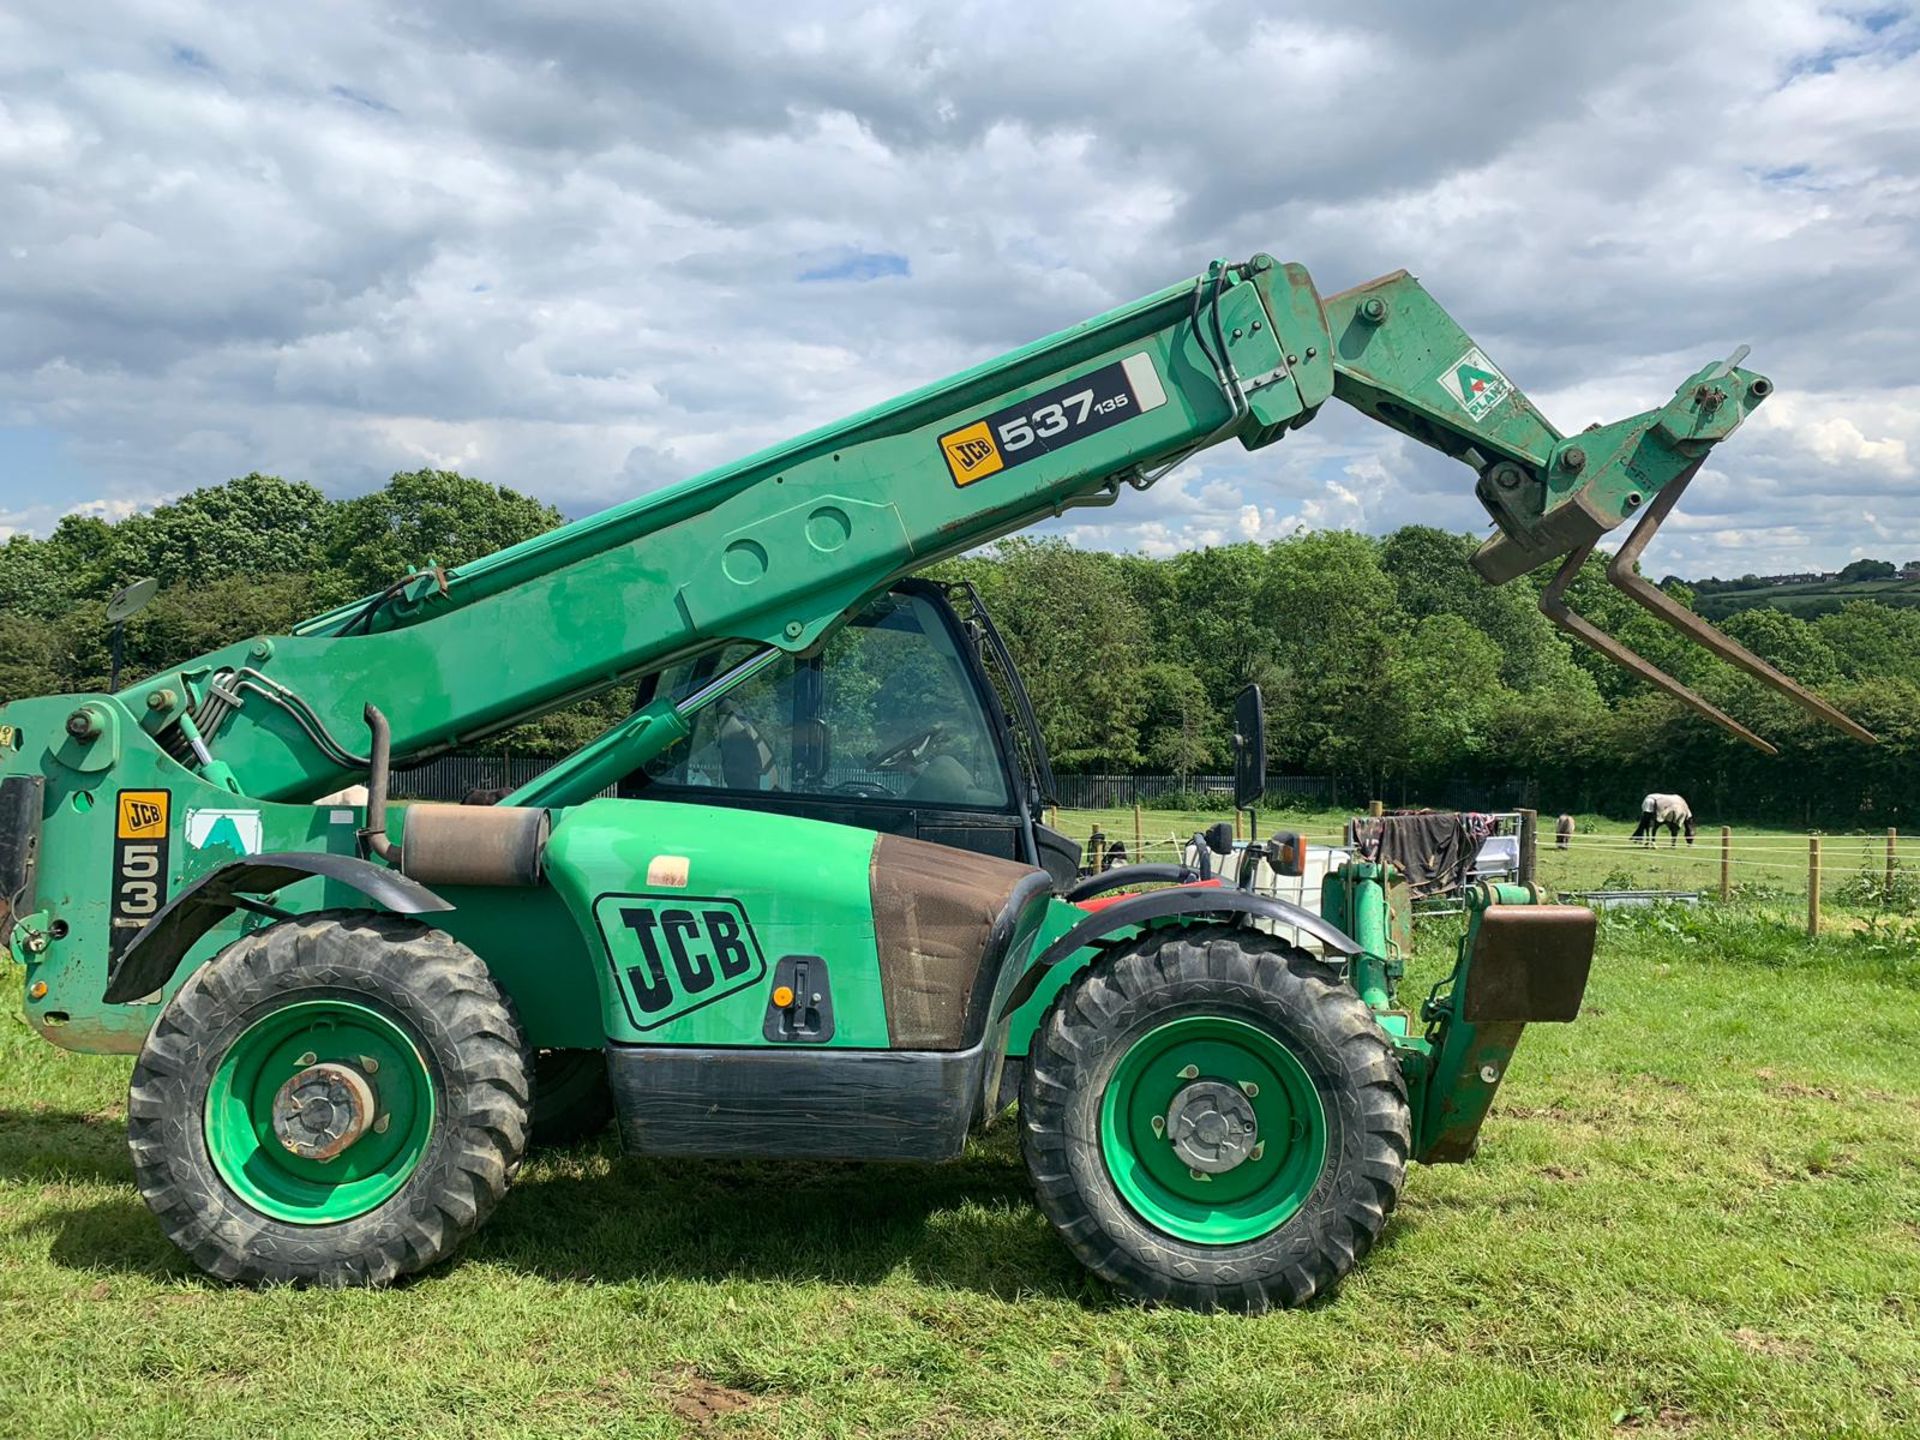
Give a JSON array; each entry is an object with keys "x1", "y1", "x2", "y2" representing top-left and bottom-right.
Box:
[
  {"x1": 1021, "y1": 925, "x2": 1409, "y2": 1311},
  {"x1": 127, "y1": 910, "x2": 532, "y2": 1286}
]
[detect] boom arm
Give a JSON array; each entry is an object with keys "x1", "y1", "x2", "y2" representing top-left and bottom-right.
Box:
[{"x1": 77, "y1": 255, "x2": 1865, "y2": 803}]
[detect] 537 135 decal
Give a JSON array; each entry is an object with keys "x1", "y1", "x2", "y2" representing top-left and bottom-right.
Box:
[
  {"x1": 939, "y1": 351, "x2": 1168, "y2": 486},
  {"x1": 592, "y1": 892, "x2": 768, "y2": 1029}
]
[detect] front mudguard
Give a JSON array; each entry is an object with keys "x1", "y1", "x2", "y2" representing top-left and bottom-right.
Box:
[{"x1": 997, "y1": 885, "x2": 1362, "y2": 1059}]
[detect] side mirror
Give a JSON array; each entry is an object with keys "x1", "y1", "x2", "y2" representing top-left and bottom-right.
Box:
[
  {"x1": 1231, "y1": 683, "x2": 1266, "y2": 811},
  {"x1": 1204, "y1": 820, "x2": 1235, "y2": 857},
  {"x1": 1268, "y1": 830, "x2": 1306, "y2": 878}
]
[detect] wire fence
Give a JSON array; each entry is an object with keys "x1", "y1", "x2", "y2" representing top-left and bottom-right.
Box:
[{"x1": 1044, "y1": 803, "x2": 1915, "y2": 934}]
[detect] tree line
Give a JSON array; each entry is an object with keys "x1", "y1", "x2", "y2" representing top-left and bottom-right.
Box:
[{"x1": 3, "y1": 470, "x2": 1915, "y2": 827}]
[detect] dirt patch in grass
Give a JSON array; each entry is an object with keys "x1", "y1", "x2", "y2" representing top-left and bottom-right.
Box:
[{"x1": 660, "y1": 1368, "x2": 768, "y2": 1432}]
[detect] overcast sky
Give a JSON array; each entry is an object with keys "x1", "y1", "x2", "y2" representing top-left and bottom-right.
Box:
[{"x1": 2, "y1": 2, "x2": 1916, "y2": 578}]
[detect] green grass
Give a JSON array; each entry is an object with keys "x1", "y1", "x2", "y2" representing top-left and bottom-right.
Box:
[{"x1": 4, "y1": 902, "x2": 1918, "y2": 1438}]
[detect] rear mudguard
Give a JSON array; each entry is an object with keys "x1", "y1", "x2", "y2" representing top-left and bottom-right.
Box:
[{"x1": 102, "y1": 853, "x2": 451, "y2": 1004}]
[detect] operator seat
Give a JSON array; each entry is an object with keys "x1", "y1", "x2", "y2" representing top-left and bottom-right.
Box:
[
  {"x1": 868, "y1": 834, "x2": 1051, "y2": 1050},
  {"x1": 905, "y1": 753, "x2": 978, "y2": 804}
]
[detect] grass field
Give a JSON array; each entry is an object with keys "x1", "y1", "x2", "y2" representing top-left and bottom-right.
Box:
[{"x1": 3, "y1": 831, "x2": 1918, "y2": 1437}]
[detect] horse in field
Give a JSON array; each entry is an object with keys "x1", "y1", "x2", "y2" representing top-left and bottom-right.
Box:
[{"x1": 1632, "y1": 793, "x2": 1694, "y2": 847}]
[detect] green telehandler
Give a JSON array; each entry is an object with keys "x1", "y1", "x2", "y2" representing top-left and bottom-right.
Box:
[{"x1": 0, "y1": 258, "x2": 1870, "y2": 1309}]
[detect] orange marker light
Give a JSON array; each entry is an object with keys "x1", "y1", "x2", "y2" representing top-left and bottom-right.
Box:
[
  {"x1": 771, "y1": 985, "x2": 795, "y2": 1008},
  {"x1": 28, "y1": 981, "x2": 47, "y2": 1000}
]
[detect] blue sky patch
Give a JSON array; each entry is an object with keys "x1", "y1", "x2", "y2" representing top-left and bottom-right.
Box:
[{"x1": 798, "y1": 249, "x2": 910, "y2": 284}]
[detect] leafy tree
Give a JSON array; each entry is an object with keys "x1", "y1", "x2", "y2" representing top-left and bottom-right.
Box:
[
  {"x1": 940, "y1": 538, "x2": 1148, "y2": 770},
  {"x1": 1720, "y1": 608, "x2": 1841, "y2": 687},
  {"x1": 1384, "y1": 613, "x2": 1507, "y2": 781},
  {"x1": 1836, "y1": 558, "x2": 1895, "y2": 583},
  {"x1": 111, "y1": 474, "x2": 332, "y2": 591},
  {"x1": 325, "y1": 470, "x2": 563, "y2": 593},
  {"x1": 1139, "y1": 660, "x2": 1222, "y2": 782}
]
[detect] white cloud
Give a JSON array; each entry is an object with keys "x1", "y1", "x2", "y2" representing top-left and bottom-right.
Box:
[{"x1": 0, "y1": 0, "x2": 1916, "y2": 580}]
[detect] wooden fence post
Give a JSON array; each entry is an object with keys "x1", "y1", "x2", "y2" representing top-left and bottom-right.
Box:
[
  {"x1": 1888, "y1": 827, "x2": 1898, "y2": 896},
  {"x1": 1134, "y1": 803, "x2": 1143, "y2": 859},
  {"x1": 1719, "y1": 826, "x2": 1732, "y2": 903},
  {"x1": 1517, "y1": 808, "x2": 1537, "y2": 887},
  {"x1": 1808, "y1": 834, "x2": 1822, "y2": 939},
  {"x1": 1368, "y1": 799, "x2": 1384, "y2": 818}
]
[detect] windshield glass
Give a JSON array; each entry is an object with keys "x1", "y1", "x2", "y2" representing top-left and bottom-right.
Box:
[{"x1": 637, "y1": 591, "x2": 1011, "y2": 808}]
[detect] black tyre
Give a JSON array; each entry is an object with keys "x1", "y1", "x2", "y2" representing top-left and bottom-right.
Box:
[
  {"x1": 1021, "y1": 924, "x2": 1409, "y2": 1311},
  {"x1": 127, "y1": 909, "x2": 532, "y2": 1286},
  {"x1": 530, "y1": 1048, "x2": 615, "y2": 1147}
]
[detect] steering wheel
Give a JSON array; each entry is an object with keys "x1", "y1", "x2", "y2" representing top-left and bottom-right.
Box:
[
  {"x1": 829, "y1": 780, "x2": 896, "y2": 798},
  {"x1": 867, "y1": 723, "x2": 946, "y2": 772}
]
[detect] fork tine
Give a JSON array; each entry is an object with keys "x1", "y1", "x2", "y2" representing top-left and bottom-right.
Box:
[
  {"x1": 1538, "y1": 538, "x2": 1779, "y2": 755},
  {"x1": 1605, "y1": 464, "x2": 1877, "y2": 746}
]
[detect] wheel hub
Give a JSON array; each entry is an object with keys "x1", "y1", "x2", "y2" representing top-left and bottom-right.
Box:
[
  {"x1": 271, "y1": 1062, "x2": 376, "y2": 1162},
  {"x1": 1165, "y1": 1079, "x2": 1259, "y2": 1173}
]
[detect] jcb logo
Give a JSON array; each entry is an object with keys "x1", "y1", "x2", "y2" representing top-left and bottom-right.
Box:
[
  {"x1": 938, "y1": 420, "x2": 1005, "y2": 485},
  {"x1": 110, "y1": 789, "x2": 171, "y2": 959},
  {"x1": 594, "y1": 893, "x2": 767, "y2": 1029},
  {"x1": 951, "y1": 437, "x2": 995, "y2": 469},
  {"x1": 118, "y1": 792, "x2": 168, "y2": 839}
]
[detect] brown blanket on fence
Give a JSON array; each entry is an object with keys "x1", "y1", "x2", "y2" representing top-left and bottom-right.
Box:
[{"x1": 1346, "y1": 812, "x2": 1477, "y2": 898}]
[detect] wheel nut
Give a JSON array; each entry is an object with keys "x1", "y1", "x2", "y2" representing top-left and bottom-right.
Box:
[
  {"x1": 358, "y1": 1055, "x2": 380, "y2": 1075},
  {"x1": 1239, "y1": 1081, "x2": 1260, "y2": 1098},
  {"x1": 1176, "y1": 1064, "x2": 1200, "y2": 1080}
]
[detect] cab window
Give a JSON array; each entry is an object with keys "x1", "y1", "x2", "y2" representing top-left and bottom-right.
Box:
[{"x1": 637, "y1": 592, "x2": 1011, "y2": 808}]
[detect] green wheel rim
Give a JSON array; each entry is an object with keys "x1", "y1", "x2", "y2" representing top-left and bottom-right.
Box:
[
  {"x1": 1099, "y1": 1014, "x2": 1327, "y2": 1245},
  {"x1": 204, "y1": 999, "x2": 435, "y2": 1225}
]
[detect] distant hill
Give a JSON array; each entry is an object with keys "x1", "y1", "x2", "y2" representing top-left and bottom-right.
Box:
[{"x1": 1691, "y1": 576, "x2": 1920, "y2": 620}]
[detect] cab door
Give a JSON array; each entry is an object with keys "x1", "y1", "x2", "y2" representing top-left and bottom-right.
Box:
[{"x1": 625, "y1": 585, "x2": 1033, "y2": 867}]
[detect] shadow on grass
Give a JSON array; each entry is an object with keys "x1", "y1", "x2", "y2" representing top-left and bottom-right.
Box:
[
  {"x1": 0, "y1": 1105, "x2": 136, "y2": 1186},
  {"x1": 6, "y1": 1105, "x2": 1111, "y2": 1304},
  {"x1": 476, "y1": 1125, "x2": 1115, "y2": 1306}
]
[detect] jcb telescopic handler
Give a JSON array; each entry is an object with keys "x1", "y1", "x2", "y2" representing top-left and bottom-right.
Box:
[{"x1": 0, "y1": 258, "x2": 1867, "y2": 1309}]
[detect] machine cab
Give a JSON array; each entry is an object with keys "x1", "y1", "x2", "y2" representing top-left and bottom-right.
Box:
[{"x1": 624, "y1": 579, "x2": 1082, "y2": 885}]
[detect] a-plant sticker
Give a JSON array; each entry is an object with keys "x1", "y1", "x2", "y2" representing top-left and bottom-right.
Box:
[
  {"x1": 185, "y1": 807, "x2": 264, "y2": 858},
  {"x1": 1440, "y1": 346, "x2": 1512, "y2": 422}
]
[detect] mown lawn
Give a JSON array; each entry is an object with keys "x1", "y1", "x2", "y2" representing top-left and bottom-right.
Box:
[{"x1": 3, "y1": 902, "x2": 1917, "y2": 1438}]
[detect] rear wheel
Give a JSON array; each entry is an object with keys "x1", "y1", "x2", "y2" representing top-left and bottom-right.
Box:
[
  {"x1": 1021, "y1": 924, "x2": 1408, "y2": 1311},
  {"x1": 128, "y1": 910, "x2": 531, "y2": 1286}
]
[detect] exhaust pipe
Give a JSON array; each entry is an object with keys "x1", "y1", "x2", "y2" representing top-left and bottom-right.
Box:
[{"x1": 360, "y1": 704, "x2": 401, "y2": 867}]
